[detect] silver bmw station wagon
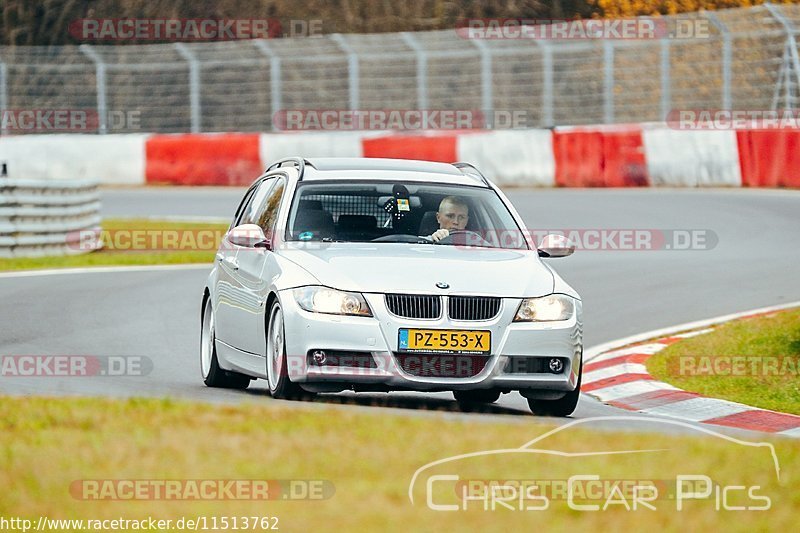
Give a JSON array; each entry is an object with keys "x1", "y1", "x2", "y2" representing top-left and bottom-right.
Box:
[{"x1": 201, "y1": 157, "x2": 582, "y2": 416}]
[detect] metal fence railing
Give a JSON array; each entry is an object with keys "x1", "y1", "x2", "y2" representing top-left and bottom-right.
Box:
[
  {"x1": 1, "y1": 3, "x2": 800, "y2": 134},
  {"x1": 0, "y1": 180, "x2": 101, "y2": 257}
]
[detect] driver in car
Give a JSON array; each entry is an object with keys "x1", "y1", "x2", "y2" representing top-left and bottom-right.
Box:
[{"x1": 430, "y1": 196, "x2": 469, "y2": 242}]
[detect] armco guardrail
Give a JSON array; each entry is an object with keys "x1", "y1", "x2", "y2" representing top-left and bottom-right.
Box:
[{"x1": 0, "y1": 179, "x2": 102, "y2": 258}]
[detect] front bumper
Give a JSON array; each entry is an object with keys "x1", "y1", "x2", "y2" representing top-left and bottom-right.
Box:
[{"x1": 279, "y1": 290, "x2": 582, "y2": 392}]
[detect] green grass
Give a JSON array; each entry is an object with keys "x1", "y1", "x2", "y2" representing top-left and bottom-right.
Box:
[
  {"x1": 0, "y1": 395, "x2": 798, "y2": 531},
  {"x1": 647, "y1": 308, "x2": 800, "y2": 415},
  {"x1": 0, "y1": 218, "x2": 227, "y2": 271}
]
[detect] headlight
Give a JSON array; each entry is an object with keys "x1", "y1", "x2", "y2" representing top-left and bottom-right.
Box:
[
  {"x1": 514, "y1": 294, "x2": 574, "y2": 322},
  {"x1": 292, "y1": 286, "x2": 372, "y2": 316}
]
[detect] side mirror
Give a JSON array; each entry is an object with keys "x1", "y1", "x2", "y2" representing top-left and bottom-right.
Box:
[
  {"x1": 537, "y1": 234, "x2": 574, "y2": 258},
  {"x1": 228, "y1": 224, "x2": 271, "y2": 249}
]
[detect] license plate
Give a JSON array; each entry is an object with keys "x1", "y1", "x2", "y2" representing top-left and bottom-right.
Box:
[{"x1": 398, "y1": 329, "x2": 491, "y2": 355}]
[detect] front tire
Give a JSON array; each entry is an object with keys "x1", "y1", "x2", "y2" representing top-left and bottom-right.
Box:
[
  {"x1": 266, "y1": 300, "x2": 306, "y2": 399},
  {"x1": 201, "y1": 299, "x2": 250, "y2": 390},
  {"x1": 526, "y1": 369, "x2": 581, "y2": 417}
]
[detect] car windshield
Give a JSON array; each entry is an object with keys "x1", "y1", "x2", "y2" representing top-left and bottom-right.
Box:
[{"x1": 285, "y1": 181, "x2": 528, "y2": 250}]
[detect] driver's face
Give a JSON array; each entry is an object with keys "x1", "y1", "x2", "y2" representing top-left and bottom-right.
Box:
[{"x1": 436, "y1": 202, "x2": 469, "y2": 230}]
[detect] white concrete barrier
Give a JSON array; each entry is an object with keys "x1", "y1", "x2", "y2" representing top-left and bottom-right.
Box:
[
  {"x1": 259, "y1": 131, "x2": 368, "y2": 163},
  {"x1": 0, "y1": 134, "x2": 149, "y2": 185},
  {"x1": 457, "y1": 130, "x2": 555, "y2": 187},
  {"x1": 642, "y1": 128, "x2": 742, "y2": 187}
]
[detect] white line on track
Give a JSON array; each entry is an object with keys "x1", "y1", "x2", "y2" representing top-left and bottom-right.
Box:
[{"x1": 0, "y1": 263, "x2": 211, "y2": 279}]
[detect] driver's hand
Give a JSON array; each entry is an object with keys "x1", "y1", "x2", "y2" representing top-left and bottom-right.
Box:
[{"x1": 431, "y1": 229, "x2": 450, "y2": 242}]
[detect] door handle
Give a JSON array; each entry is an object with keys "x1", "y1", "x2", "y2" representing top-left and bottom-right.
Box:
[
  {"x1": 222, "y1": 257, "x2": 239, "y2": 271},
  {"x1": 215, "y1": 253, "x2": 224, "y2": 262}
]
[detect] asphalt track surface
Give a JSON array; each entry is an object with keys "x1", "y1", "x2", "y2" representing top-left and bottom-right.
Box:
[{"x1": 2, "y1": 187, "x2": 799, "y2": 436}]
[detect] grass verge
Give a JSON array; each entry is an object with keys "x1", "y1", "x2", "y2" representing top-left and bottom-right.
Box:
[
  {"x1": 647, "y1": 308, "x2": 800, "y2": 415},
  {"x1": 0, "y1": 395, "x2": 797, "y2": 531},
  {"x1": 0, "y1": 218, "x2": 227, "y2": 271}
]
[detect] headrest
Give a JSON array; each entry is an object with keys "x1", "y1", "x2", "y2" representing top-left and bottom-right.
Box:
[
  {"x1": 338, "y1": 214, "x2": 376, "y2": 231},
  {"x1": 293, "y1": 209, "x2": 334, "y2": 239},
  {"x1": 298, "y1": 199, "x2": 323, "y2": 210}
]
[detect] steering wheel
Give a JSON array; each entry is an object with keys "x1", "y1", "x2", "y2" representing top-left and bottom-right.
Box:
[
  {"x1": 371, "y1": 234, "x2": 432, "y2": 244},
  {"x1": 436, "y1": 229, "x2": 490, "y2": 247}
]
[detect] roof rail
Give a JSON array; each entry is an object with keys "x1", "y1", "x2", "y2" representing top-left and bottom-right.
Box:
[
  {"x1": 452, "y1": 162, "x2": 491, "y2": 187},
  {"x1": 266, "y1": 157, "x2": 309, "y2": 179}
]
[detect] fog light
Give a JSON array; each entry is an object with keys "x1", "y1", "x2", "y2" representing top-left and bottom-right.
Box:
[
  {"x1": 312, "y1": 350, "x2": 327, "y2": 365},
  {"x1": 548, "y1": 358, "x2": 564, "y2": 374}
]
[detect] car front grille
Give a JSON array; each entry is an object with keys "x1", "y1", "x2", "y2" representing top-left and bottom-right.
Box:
[
  {"x1": 448, "y1": 296, "x2": 501, "y2": 321},
  {"x1": 394, "y1": 353, "x2": 490, "y2": 378},
  {"x1": 385, "y1": 294, "x2": 501, "y2": 321},
  {"x1": 385, "y1": 294, "x2": 441, "y2": 319}
]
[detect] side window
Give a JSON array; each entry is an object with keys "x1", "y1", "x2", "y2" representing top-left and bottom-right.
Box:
[
  {"x1": 240, "y1": 178, "x2": 276, "y2": 226},
  {"x1": 253, "y1": 177, "x2": 286, "y2": 236},
  {"x1": 231, "y1": 185, "x2": 258, "y2": 229}
]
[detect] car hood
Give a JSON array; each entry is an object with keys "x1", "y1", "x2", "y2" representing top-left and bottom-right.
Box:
[{"x1": 278, "y1": 242, "x2": 554, "y2": 297}]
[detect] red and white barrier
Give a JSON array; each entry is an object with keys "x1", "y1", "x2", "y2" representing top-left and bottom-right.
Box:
[{"x1": 1, "y1": 125, "x2": 798, "y2": 188}]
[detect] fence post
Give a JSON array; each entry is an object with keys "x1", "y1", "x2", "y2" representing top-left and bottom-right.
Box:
[
  {"x1": 79, "y1": 44, "x2": 107, "y2": 134},
  {"x1": 470, "y1": 39, "x2": 493, "y2": 126},
  {"x1": 330, "y1": 34, "x2": 360, "y2": 111},
  {"x1": 0, "y1": 60, "x2": 7, "y2": 136},
  {"x1": 533, "y1": 41, "x2": 554, "y2": 128},
  {"x1": 660, "y1": 39, "x2": 671, "y2": 121},
  {"x1": 254, "y1": 40, "x2": 282, "y2": 130},
  {"x1": 765, "y1": 3, "x2": 800, "y2": 110},
  {"x1": 174, "y1": 43, "x2": 201, "y2": 133},
  {"x1": 706, "y1": 13, "x2": 732, "y2": 110},
  {"x1": 401, "y1": 32, "x2": 428, "y2": 110},
  {"x1": 603, "y1": 40, "x2": 615, "y2": 123}
]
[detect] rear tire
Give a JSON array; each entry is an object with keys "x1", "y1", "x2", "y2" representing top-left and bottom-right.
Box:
[
  {"x1": 453, "y1": 389, "x2": 501, "y2": 408},
  {"x1": 266, "y1": 300, "x2": 307, "y2": 400},
  {"x1": 526, "y1": 369, "x2": 581, "y2": 417},
  {"x1": 201, "y1": 299, "x2": 251, "y2": 390}
]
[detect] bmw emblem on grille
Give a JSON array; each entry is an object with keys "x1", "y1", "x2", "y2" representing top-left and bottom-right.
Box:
[{"x1": 436, "y1": 281, "x2": 449, "y2": 289}]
